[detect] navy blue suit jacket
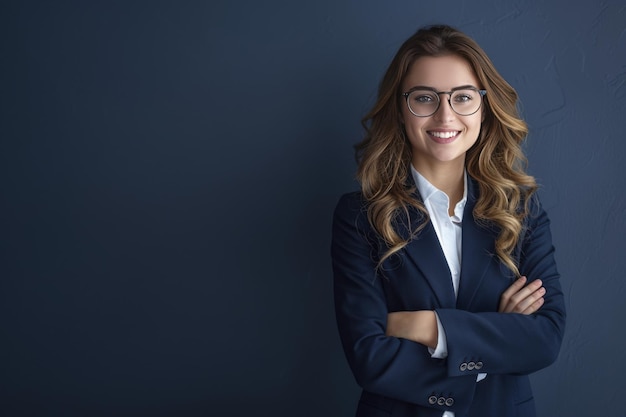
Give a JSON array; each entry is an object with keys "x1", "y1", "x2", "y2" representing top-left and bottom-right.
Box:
[{"x1": 331, "y1": 177, "x2": 566, "y2": 417}]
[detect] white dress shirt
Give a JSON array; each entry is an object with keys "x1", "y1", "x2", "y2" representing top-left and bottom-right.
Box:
[{"x1": 411, "y1": 166, "x2": 485, "y2": 417}]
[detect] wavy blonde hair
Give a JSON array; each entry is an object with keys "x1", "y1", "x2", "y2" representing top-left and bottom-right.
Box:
[{"x1": 355, "y1": 25, "x2": 537, "y2": 276}]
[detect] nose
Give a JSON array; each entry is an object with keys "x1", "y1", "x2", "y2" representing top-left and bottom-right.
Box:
[{"x1": 433, "y1": 93, "x2": 455, "y2": 122}]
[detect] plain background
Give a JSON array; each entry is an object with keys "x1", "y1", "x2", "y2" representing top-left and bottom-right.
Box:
[{"x1": 1, "y1": 1, "x2": 625, "y2": 416}]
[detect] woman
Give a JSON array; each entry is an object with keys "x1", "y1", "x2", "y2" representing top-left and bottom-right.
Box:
[{"x1": 331, "y1": 25, "x2": 566, "y2": 417}]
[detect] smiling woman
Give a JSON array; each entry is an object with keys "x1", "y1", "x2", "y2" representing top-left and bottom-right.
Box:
[
  {"x1": 331, "y1": 25, "x2": 566, "y2": 417},
  {"x1": 401, "y1": 55, "x2": 484, "y2": 182}
]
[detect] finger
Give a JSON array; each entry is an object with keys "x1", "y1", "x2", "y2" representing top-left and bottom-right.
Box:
[
  {"x1": 502, "y1": 276, "x2": 527, "y2": 297},
  {"x1": 501, "y1": 277, "x2": 534, "y2": 313},
  {"x1": 512, "y1": 286, "x2": 546, "y2": 313},
  {"x1": 501, "y1": 280, "x2": 544, "y2": 313},
  {"x1": 520, "y1": 295, "x2": 545, "y2": 315},
  {"x1": 499, "y1": 276, "x2": 527, "y2": 312},
  {"x1": 507, "y1": 279, "x2": 543, "y2": 308}
]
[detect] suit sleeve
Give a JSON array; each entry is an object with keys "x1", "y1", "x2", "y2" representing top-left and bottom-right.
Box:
[
  {"x1": 436, "y1": 196, "x2": 566, "y2": 378},
  {"x1": 331, "y1": 193, "x2": 477, "y2": 414}
]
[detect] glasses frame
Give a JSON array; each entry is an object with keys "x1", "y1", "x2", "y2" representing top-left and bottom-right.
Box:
[{"x1": 401, "y1": 86, "x2": 487, "y2": 117}]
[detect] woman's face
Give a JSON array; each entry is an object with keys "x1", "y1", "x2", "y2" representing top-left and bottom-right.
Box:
[{"x1": 400, "y1": 54, "x2": 483, "y2": 174}]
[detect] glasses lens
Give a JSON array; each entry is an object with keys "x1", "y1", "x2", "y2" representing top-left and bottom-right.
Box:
[
  {"x1": 450, "y1": 89, "x2": 482, "y2": 115},
  {"x1": 407, "y1": 90, "x2": 439, "y2": 116}
]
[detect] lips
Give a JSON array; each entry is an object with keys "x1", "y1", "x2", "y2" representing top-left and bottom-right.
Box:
[{"x1": 428, "y1": 130, "x2": 461, "y2": 144}]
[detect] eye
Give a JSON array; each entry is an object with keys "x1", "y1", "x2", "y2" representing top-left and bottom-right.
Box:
[
  {"x1": 410, "y1": 92, "x2": 438, "y2": 104},
  {"x1": 415, "y1": 95, "x2": 434, "y2": 103},
  {"x1": 452, "y1": 90, "x2": 476, "y2": 103}
]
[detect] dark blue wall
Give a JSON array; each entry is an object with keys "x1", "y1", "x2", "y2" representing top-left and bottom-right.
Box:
[{"x1": 2, "y1": 1, "x2": 624, "y2": 416}]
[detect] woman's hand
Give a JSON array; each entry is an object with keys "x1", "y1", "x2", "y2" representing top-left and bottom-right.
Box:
[
  {"x1": 386, "y1": 310, "x2": 438, "y2": 348},
  {"x1": 386, "y1": 276, "x2": 544, "y2": 348},
  {"x1": 499, "y1": 276, "x2": 545, "y2": 314}
]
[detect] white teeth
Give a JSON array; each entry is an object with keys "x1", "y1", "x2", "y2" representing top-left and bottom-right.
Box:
[{"x1": 430, "y1": 131, "x2": 459, "y2": 139}]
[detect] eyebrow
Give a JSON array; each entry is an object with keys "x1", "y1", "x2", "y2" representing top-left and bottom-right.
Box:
[{"x1": 405, "y1": 84, "x2": 480, "y2": 93}]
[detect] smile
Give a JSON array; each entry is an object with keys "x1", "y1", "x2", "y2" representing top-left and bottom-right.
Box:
[
  {"x1": 429, "y1": 130, "x2": 460, "y2": 139},
  {"x1": 428, "y1": 130, "x2": 461, "y2": 143}
]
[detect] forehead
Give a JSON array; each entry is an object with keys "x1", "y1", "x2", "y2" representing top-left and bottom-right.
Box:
[{"x1": 402, "y1": 54, "x2": 480, "y2": 90}]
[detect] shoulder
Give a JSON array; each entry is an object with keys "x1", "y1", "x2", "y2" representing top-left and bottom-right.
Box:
[
  {"x1": 524, "y1": 191, "x2": 552, "y2": 234},
  {"x1": 332, "y1": 191, "x2": 376, "y2": 238},
  {"x1": 334, "y1": 191, "x2": 366, "y2": 214}
]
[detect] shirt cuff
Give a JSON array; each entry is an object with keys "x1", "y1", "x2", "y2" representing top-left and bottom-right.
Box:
[
  {"x1": 428, "y1": 311, "x2": 448, "y2": 358},
  {"x1": 430, "y1": 312, "x2": 486, "y2": 383}
]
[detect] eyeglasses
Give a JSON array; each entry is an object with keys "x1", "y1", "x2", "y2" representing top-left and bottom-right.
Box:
[{"x1": 401, "y1": 86, "x2": 487, "y2": 117}]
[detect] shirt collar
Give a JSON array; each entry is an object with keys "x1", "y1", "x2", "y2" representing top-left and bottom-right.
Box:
[{"x1": 411, "y1": 165, "x2": 468, "y2": 217}]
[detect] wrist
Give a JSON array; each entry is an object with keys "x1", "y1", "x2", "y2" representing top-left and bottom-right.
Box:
[{"x1": 416, "y1": 310, "x2": 438, "y2": 348}]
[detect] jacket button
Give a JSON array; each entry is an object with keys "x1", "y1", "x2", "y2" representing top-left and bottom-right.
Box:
[
  {"x1": 445, "y1": 398, "x2": 454, "y2": 407},
  {"x1": 475, "y1": 361, "x2": 483, "y2": 370},
  {"x1": 428, "y1": 396, "x2": 437, "y2": 405},
  {"x1": 459, "y1": 362, "x2": 467, "y2": 371},
  {"x1": 467, "y1": 361, "x2": 476, "y2": 370},
  {"x1": 437, "y1": 397, "x2": 446, "y2": 406}
]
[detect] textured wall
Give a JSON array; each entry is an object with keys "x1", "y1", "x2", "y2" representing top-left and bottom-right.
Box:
[{"x1": 1, "y1": 1, "x2": 624, "y2": 416}]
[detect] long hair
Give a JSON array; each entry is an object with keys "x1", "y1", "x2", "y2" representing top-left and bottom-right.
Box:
[{"x1": 355, "y1": 24, "x2": 536, "y2": 276}]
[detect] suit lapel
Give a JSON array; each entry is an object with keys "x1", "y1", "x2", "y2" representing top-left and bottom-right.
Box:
[
  {"x1": 401, "y1": 205, "x2": 457, "y2": 309},
  {"x1": 456, "y1": 178, "x2": 498, "y2": 310},
  {"x1": 398, "y1": 174, "x2": 501, "y2": 309}
]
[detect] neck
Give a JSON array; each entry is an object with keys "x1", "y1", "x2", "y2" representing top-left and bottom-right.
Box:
[{"x1": 412, "y1": 160, "x2": 465, "y2": 210}]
